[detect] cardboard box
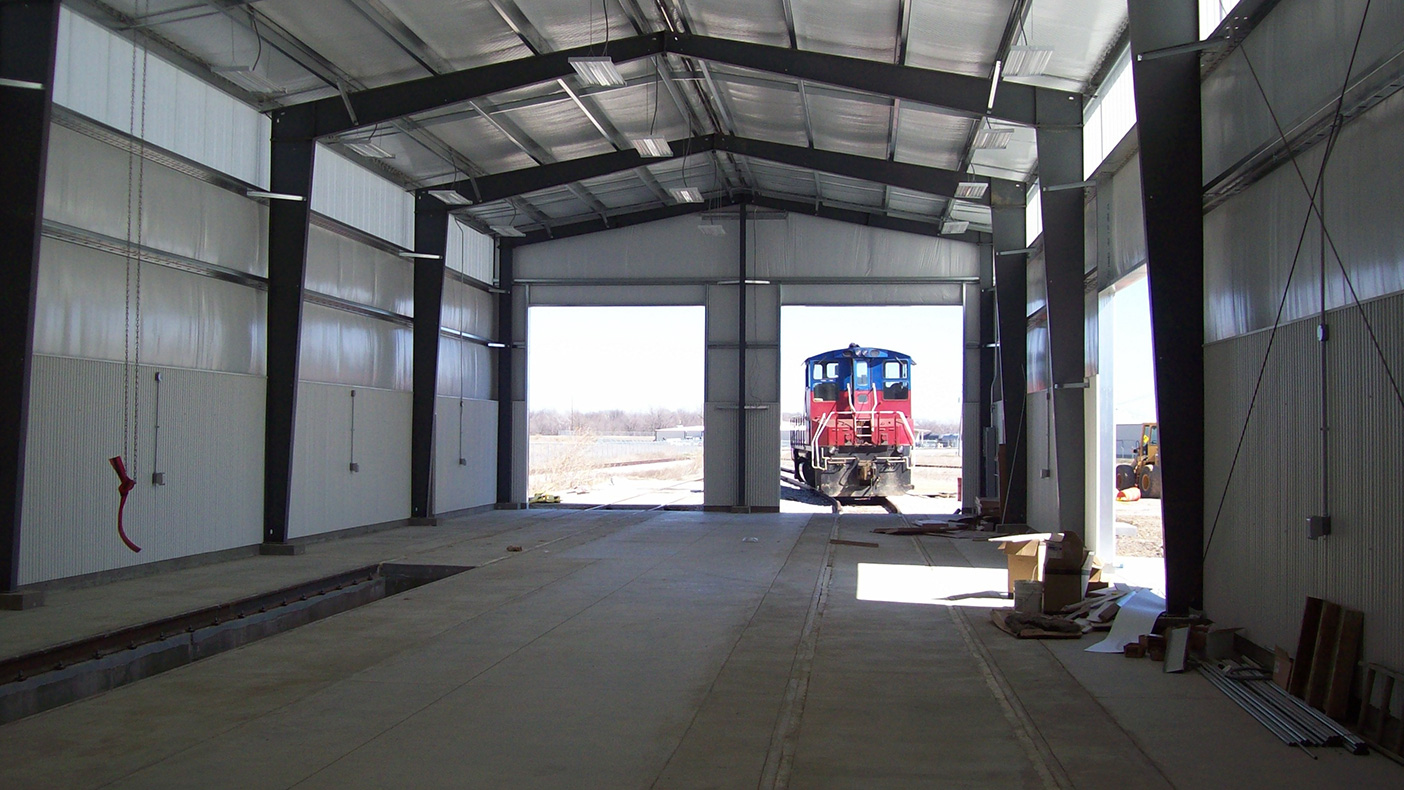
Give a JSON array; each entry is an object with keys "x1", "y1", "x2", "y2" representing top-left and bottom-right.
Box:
[
  {"x1": 1040, "y1": 532, "x2": 1089, "y2": 613},
  {"x1": 989, "y1": 533, "x2": 1052, "y2": 594}
]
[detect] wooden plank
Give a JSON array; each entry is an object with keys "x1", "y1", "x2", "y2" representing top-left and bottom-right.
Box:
[
  {"x1": 1357, "y1": 667, "x2": 1377, "y2": 734},
  {"x1": 1288, "y1": 596, "x2": 1324, "y2": 697},
  {"x1": 1324, "y1": 608, "x2": 1364, "y2": 719},
  {"x1": 1375, "y1": 673, "x2": 1395, "y2": 741},
  {"x1": 1306, "y1": 601, "x2": 1343, "y2": 709}
]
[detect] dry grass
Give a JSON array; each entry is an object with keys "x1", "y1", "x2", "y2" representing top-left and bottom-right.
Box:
[{"x1": 528, "y1": 433, "x2": 703, "y2": 495}]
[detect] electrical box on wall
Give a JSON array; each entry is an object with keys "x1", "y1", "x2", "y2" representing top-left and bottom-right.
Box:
[{"x1": 1308, "y1": 516, "x2": 1331, "y2": 540}]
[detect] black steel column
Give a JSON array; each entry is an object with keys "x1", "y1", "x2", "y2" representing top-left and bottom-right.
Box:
[
  {"x1": 991, "y1": 180, "x2": 1028, "y2": 523},
  {"x1": 495, "y1": 244, "x2": 515, "y2": 506},
  {"x1": 262, "y1": 108, "x2": 316, "y2": 546},
  {"x1": 410, "y1": 197, "x2": 449, "y2": 522},
  {"x1": 1129, "y1": 0, "x2": 1205, "y2": 614},
  {"x1": 1036, "y1": 95, "x2": 1087, "y2": 537},
  {"x1": 0, "y1": 0, "x2": 60, "y2": 595},
  {"x1": 736, "y1": 202, "x2": 748, "y2": 509}
]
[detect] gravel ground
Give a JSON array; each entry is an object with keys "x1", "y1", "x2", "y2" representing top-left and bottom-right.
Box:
[{"x1": 1115, "y1": 498, "x2": 1164, "y2": 557}]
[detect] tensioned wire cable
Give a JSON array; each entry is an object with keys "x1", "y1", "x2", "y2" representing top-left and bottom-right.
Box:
[{"x1": 1202, "y1": 0, "x2": 1383, "y2": 561}]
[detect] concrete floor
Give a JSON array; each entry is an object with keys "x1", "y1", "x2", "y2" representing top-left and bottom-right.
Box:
[{"x1": 1, "y1": 509, "x2": 1399, "y2": 788}]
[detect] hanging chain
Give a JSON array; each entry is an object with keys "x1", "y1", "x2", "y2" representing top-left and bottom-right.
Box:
[{"x1": 131, "y1": 16, "x2": 151, "y2": 471}]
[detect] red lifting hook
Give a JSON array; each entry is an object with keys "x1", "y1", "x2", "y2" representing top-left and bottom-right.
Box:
[{"x1": 107, "y1": 456, "x2": 142, "y2": 553}]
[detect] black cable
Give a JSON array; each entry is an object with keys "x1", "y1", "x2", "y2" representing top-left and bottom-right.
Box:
[{"x1": 250, "y1": 13, "x2": 264, "y2": 72}]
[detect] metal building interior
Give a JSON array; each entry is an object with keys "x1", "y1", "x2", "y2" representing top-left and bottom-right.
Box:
[{"x1": 2, "y1": 0, "x2": 1403, "y2": 786}]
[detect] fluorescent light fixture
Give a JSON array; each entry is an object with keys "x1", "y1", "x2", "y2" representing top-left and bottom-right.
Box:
[
  {"x1": 486, "y1": 341, "x2": 508, "y2": 348},
  {"x1": 427, "y1": 189, "x2": 472, "y2": 206},
  {"x1": 987, "y1": 59, "x2": 1003, "y2": 110},
  {"x1": 669, "y1": 187, "x2": 703, "y2": 203},
  {"x1": 697, "y1": 223, "x2": 727, "y2": 237},
  {"x1": 716, "y1": 279, "x2": 771, "y2": 285},
  {"x1": 954, "y1": 182, "x2": 988, "y2": 199},
  {"x1": 996, "y1": 246, "x2": 1037, "y2": 257},
  {"x1": 489, "y1": 224, "x2": 526, "y2": 237},
  {"x1": 0, "y1": 77, "x2": 44, "y2": 91},
  {"x1": 568, "y1": 56, "x2": 625, "y2": 87},
  {"x1": 631, "y1": 136, "x2": 673, "y2": 158},
  {"x1": 246, "y1": 190, "x2": 305, "y2": 202},
  {"x1": 211, "y1": 66, "x2": 285, "y2": 95},
  {"x1": 1136, "y1": 38, "x2": 1226, "y2": 62},
  {"x1": 971, "y1": 125, "x2": 1014, "y2": 150},
  {"x1": 1004, "y1": 46, "x2": 1055, "y2": 77},
  {"x1": 344, "y1": 141, "x2": 395, "y2": 159},
  {"x1": 1043, "y1": 180, "x2": 1096, "y2": 193},
  {"x1": 941, "y1": 220, "x2": 971, "y2": 235},
  {"x1": 398, "y1": 252, "x2": 442, "y2": 260}
]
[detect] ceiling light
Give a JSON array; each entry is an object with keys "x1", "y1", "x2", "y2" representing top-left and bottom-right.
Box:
[
  {"x1": 427, "y1": 189, "x2": 472, "y2": 206},
  {"x1": 398, "y1": 252, "x2": 442, "y2": 260},
  {"x1": 489, "y1": 224, "x2": 526, "y2": 238},
  {"x1": 971, "y1": 125, "x2": 1014, "y2": 150},
  {"x1": 698, "y1": 223, "x2": 727, "y2": 237},
  {"x1": 211, "y1": 65, "x2": 285, "y2": 95},
  {"x1": 941, "y1": 220, "x2": 970, "y2": 235},
  {"x1": 569, "y1": 56, "x2": 625, "y2": 87},
  {"x1": 344, "y1": 141, "x2": 394, "y2": 159},
  {"x1": 987, "y1": 59, "x2": 1003, "y2": 110},
  {"x1": 1004, "y1": 46, "x2": 1055, "y2": 77},
  {"x1": 670, "y1": 187, "x2": 703, "y2": 203},
  {"x1": 955, "y1": 182, "x2": 988, "y2": 199},
  {"x1": 486, "y1": 341, "x2": 508, "y2": 348},
  {"x1": 631, "y1": 136, "x2": 673, "y2": 158}
]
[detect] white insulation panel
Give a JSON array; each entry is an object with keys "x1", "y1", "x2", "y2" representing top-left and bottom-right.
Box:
[
  {"x1": 312, "y1": 144, "x2": 414, "y2": 248},
  {"x1": 53, "y1": 7, "x2": 270, "y2": 187},
  {"x1": 298, "y1": 303, "x2": 412, "y2": 390},
  {"x1": 19, "y1": 357, "x2": 264, "y2": 585},
  {"x1": 288, "y1": 383, "x2": 411, "y2": 538},
  {"x1": 448, "y1": 220, "x2": 495, "y2": 283},
  {"x1": 305, "y1": 225, "x2": 415, "y2": 317},
  {"x1": 433, "y1": 396, "x2": 497, "y2": 513}
]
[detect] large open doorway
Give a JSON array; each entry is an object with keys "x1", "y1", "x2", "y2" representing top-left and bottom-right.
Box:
[
  {"x1": 526, "y1": 305, "x2": 705, "y2": 508},
  {"x1": 779, "y1": 305, "x2": 964, "y2": 512}
]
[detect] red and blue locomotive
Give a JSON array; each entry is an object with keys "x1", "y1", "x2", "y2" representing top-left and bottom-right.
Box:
[{"x1": 790, "y1": 344, "x2": 916, "y2": 498}]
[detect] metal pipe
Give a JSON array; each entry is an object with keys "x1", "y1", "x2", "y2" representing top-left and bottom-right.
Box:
[{"x1": 1201, "y1": 667, "x2": 1309, "y2": 745}]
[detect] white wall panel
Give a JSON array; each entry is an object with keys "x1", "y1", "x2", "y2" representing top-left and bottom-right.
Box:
[
  {"x1": 1109, "y1": 155, "x2": 1147, "y2": 281},
  {"x1": 54, "y1": 7, "x2": 270, "y2": 187},
  {"x1": 1202, "y1": 0, "x2": 1404, "y2": 184},
  {"x1": 298, "y1": 304, "x2": 412, "y2": 390},
  {"x1": 35, "y1": 238, "x2": 266, "y2": 375},
  {"x1": 436, "y1": 338, "x2": 493, "y2": 399},
  {"x1": 753, "y1": 213, "x2": 979, "y2": 281},
  {"x1": 44, "y1": 124, "x2": 268, "y2": 277},
  {"x1": 19, "y1": 357, "x2": 264, "y2": 584},
  {"x1": 311, "y1": 145, "x2": 414, "y2": 248},
  {"x1": 1204, "y1": 87, "x2": 1404, "y2": 342},
  {"x1": 305, "y1": 225, "x2": 415, "y2": 316},
  {"x1": 288, "y1": 383, "x2": 411, "y2": 538},
  {"x1": 515, "y1": 213, "x2": 735, "y2": 281},
  {"x1": 448, "y1": 220, "x2": 495, "y2": 283},
  {"x1": 1025, "y1": 388, "x2": 1059, "y2": 532},
  {"x1": 526, "y1": 284, "x2": 707, "y2": 306},
  {"x1": 780, "y1": 283, "x2": 963, "y2": 305},
  {"x1": 441, "y1": 279, "x2": 495, "y2": 338},
  {"x1": 1204, "y1": 293, "x2": 1404, "y2": 671},
  {"x1": 434, "y1": 396, "x2": 497, "y2": 513}
]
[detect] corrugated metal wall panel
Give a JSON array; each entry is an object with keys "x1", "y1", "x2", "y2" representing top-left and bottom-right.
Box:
[
  {"x1": 298, "y1": 303, "x2": 412, "y2": 390},
  {"x1": 526, "y1": 284, "x2": 708, "y2": 306},
  {"x1": 288, "y1": 383, "x2": 411, "y2": 538},
  {"x1": 43, "y1": 124, "x2": 268, "y2": 277},
  {"x1": 305, "y1": 225, "x2": 415, "y2": 316},
  {"x1": 755, "y1": 213, "x2": 979, "y2": 281},
  {"x1": 1205, "y1": 292, "x2": 1404, "y2": 670},
  {"x1": 1205, "y1": 87, "x2": 1404, "y2": 342},
  {"x1": 311, "y1": 145, "x2": 414, "y2": 248},
  {"x1": 19, "y1": 356, "x2": 264, "y2": 584},
  {"x1": 1109, "y1": 155, "x2": 1147, "y2": 281},
  {"x1": 433, "y1": 396, "x2": 497, "y2": 513},
  {"x1": 441, "y1": 279, "x2": 495, "y2": 338},
  {"x1": 1025, "y1": 388, "x2": 1060, "y2": 532},
  {"x1": 53, "y1": 8, "x2": 270, "y2": 187},
  {"x1": 703, "y1": 404, "x2": 738, "y2": 507},
  {"x1": 447, "y1": 220, "x2": 495, "y2": 283},
  {"x1": 1201, "y1": 0, "x2": 1404, "y2": 184},
  {"x1": 516, "y1": 213, "x2": 735, "y2": 281},
  {"x1": 746, "y1": 408, "x2": 781, "y2": 505},
  {"x1": 34, "y1": 238, "x2": 266, "y2": 376},
  {"x1": 436, "y1": 338, "x2": 492, "y2": 400},
  {"x1": 780, "y1": 282, "x2": 963, "y2": 305}
]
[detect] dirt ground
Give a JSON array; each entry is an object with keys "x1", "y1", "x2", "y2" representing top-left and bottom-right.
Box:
[{"x1": 1115, "y1": 497, "x2": 1164, "y2": 558}]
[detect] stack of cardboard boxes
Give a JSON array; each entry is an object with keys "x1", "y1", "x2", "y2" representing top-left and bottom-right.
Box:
[{"x1": 991, "y1": 531, "x2": 1101, "y2": 612}]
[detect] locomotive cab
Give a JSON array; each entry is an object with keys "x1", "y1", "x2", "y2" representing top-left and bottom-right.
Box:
[{"x1": 792, "y1": 345, "x2": 915, "y2": 498}]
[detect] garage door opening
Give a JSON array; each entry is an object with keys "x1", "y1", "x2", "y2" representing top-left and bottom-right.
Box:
[
  {"x1": 780, "y1": 305, "x2": 964, "y2": 513},
  {"x1": 526, "y1": 305, "x2": 705, "y2": 508}
]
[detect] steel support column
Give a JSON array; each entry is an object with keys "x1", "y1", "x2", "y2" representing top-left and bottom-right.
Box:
[
  {"x1": 1036, "y1": 110, "x2": 1086, "y2": 537},
  {"x1": 0, "y1": 0, "x2": 60, "y2": 595},
  {"x1": 262, "y1": 110, "x2": 317, "y2": 545},
  {"x1": 736, "y1": 202, "x2": 747, "y2": 509},
  {"x1": 991, "y1": 180, "x2": 1028, "y2": 523},
  {"x1": 1129, "y1": 0, "x2": 1205, "y2": 614},
  {"x1": 495, "y1": 245, "x2": 519, "y2": 507},
  {"x1": 410, "y1": 197, "x2": 449, "y2": 522}
]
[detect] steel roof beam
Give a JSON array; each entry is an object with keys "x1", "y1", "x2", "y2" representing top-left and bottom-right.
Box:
[
  {"x1": 278, "y1": 33, "x2": 1080, "y2": 140},
  {"x1": 424, "y1": 134, "x2": 999, "y2": 207}
]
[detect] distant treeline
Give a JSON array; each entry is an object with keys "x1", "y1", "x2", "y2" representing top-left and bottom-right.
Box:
[
  {"x1": 529, "y1": 408, "x2": 705, "y2": 436},
  {"x1": 531, "y1": 409, "x2": 959, "y2": 436}
]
